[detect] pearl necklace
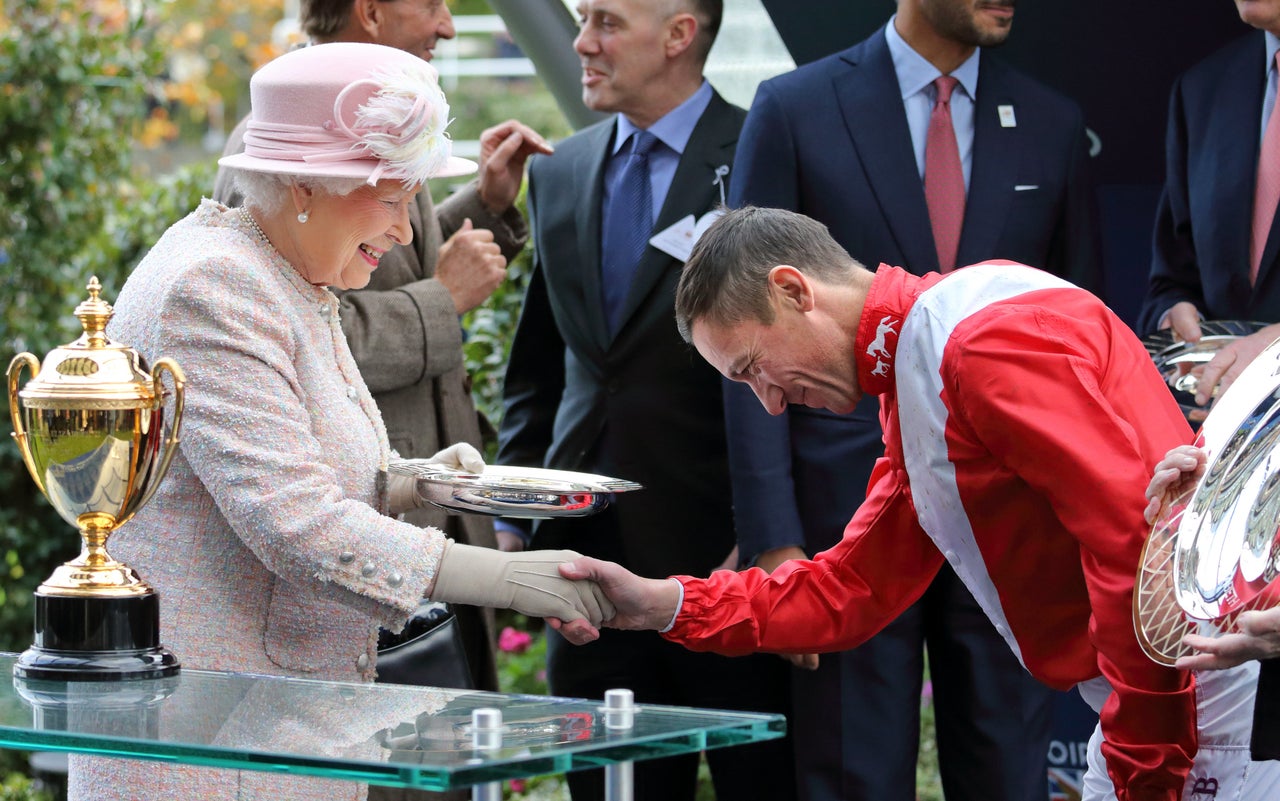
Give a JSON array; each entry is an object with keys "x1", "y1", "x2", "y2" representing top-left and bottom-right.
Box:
[{"x1": 239, "y1": 207, "x2": 270, "y2": 246}]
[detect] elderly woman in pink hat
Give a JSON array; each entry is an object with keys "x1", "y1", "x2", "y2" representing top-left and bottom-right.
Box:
[{"x1": 69, "y1": 42, "x2": 610, "y2": 801}]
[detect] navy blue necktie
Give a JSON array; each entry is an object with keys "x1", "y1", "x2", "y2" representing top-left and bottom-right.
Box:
[{"x1": 601, "y1": 130, "x2": 659, "y2": 334}]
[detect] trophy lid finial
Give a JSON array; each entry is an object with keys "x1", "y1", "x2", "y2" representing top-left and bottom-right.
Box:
[
  {"x1": 15, "y1": 276, "x2": 159, "y2": 407},
  {"x1": 74, "y1": 276, "x2": 113, "y2": 347}
]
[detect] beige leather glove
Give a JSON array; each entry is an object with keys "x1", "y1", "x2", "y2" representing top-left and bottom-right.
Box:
[
  {"x1": 386, "y1": 443, "x2": 487, "y2": 514},
  {"x1": 430, "y1": 541, "x2": 616, "y2": 626}
]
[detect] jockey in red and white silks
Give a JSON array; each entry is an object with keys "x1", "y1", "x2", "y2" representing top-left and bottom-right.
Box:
[{"x1": 665, "y1": 262, "x2": 1280, "y2": 801}]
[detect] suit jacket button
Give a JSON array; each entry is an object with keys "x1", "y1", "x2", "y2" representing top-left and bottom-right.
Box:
[
  {"x1": 361, "y1": 562, "x2": 377, "y2": 578},
  {"x1": 356, "y1": 653, "x2": 370, "y2": 670},
  {"x1": 339, "y1": 551, "x2": 355, "y2": 564}
]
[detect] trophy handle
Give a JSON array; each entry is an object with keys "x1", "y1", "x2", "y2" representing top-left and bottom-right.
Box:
[
  {"x1": 135, "y1": 358, "x2": 187, "y2": 511},
  {"x1": 7, "y1": 353, "x2": 44, "y2": 494}
]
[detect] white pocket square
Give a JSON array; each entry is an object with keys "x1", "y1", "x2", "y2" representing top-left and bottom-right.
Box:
[{"x1": 1014, "y1": 184, "x2": 1039, "y2": 191}]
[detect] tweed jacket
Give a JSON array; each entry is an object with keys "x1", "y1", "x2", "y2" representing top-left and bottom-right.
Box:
[{"x1": 70, "y1": 201, "x2": 447, "y2": 801}]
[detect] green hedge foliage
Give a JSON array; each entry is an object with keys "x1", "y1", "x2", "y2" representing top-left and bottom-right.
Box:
[{"x1": 0, "y1": 0, "x2": 214, "y2": 654}]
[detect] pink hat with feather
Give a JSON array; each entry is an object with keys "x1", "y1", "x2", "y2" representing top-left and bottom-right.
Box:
[{"x1": 218, "y1": 42, "x2": 476, "y2": 185}]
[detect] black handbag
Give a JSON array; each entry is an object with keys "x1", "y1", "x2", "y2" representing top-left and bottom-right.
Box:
[{"x1": 375, "y1": 601, "x2": 475, "y2": 690}]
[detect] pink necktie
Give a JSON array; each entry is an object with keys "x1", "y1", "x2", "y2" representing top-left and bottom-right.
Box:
[
  {"x1": 925, "y1": 76, "x2": 965, "y2": 273},
  {"x1": 1252, "y1": 55, "x2": 1280, "y2": 285}
]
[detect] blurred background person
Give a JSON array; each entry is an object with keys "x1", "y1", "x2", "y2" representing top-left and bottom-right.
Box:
[
  {"x1": 213, "y1": 0, "x2": 555, "y2": 700},
  {"x1": 720, "y1": 0, "x2": 1102, "y2": 799},
  {"x1": 1138, "y1": 0, "x2": 1280, "y2": 763},
  {"x1": 1138, "y1": 0, "x2": 1280, "y2": 415},
  {"x1": 70, "y1": 42, "x2": 610, "y2": 801},
  {"x1": 493, "y1": 1, "x2": 794, "y2": 799}
]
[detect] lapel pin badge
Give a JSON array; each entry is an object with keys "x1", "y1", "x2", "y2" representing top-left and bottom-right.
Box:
[{"x1": 712, "y1": 165, "x2": 730, "y2": 205}]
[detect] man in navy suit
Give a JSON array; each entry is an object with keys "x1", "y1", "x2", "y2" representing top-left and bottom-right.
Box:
[
  {"x1": 494, "y1": 1, "x2": 793, "y2": 800},
  {"x1": 1138, "y1": 1, "x2": 1280, "y2": 413},
  {"x1": 723, "y1": 1, "x2": 1103, "y2": 800},
  {"x1": 1139, "y1": 0, "x2": 1280, "y2": 762}
]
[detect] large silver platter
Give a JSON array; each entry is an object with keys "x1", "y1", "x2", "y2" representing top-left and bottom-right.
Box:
[
  {"x1": 386, "y1": 461, "x2": 643, "y2": 518},
  {"x1": 1168, "y1": 335, "x2": 1280, "y2": 620},
  {"x1": 1135, "y1": 334, "x2": 1280, "y2": 663},
  {"x1": 1143, "y1": 320, "x2": 1268, "y2": 423}
]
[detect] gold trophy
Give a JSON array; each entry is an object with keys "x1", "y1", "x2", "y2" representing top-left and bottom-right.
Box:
[{"x1": 7, "y1": 277, "x2": 184, "y2": 680}]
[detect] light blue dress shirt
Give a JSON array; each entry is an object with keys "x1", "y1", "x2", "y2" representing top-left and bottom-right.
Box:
[
  {"x1": 605, "y1": 80, "x2": 714, "y2": 223},
  {"x1": 885, "y1": 16, "x2": 980, "y2": 190},
  {"x1": 1260, "y1": 32, "x2": 1280, "y2": 144}
]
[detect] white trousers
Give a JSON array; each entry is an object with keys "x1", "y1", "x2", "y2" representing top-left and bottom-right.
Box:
[{"x1": 1078, "y1": 663, "x2": 1280, "y2": 800}]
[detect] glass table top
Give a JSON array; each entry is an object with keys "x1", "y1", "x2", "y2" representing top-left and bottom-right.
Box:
[{"x1": 0, "y1": 654, "x2": 785, "y2": 790}]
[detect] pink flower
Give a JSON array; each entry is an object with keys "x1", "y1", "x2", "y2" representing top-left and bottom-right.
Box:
[
  {"x1": 509, "y1": 778, "x2": 527, "y2": 794},
  {"x1": 499, "y1": 626, "x2": 533, "y2": 653}
]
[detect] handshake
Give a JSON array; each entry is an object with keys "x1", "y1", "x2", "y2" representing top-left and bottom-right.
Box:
[
  {"x1": 428, "y1": 543, "x2": 682, "y2": 645},
  {"x1": 431, "y1": 541, "x2": 615, "y2": 628},
  {"x1": 401, "y1": 444, "x2": 682, "y2": 644}
]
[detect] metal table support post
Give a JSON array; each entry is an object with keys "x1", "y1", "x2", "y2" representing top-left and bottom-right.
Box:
[
  {"x1": 603, "y1": 688, "x2": 636, "y2": 801},
  {"x1": 470, "y1": 708, "x2": 504, "y2": 801}
]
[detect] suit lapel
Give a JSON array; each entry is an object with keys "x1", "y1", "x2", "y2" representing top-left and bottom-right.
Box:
[
  {"x1": 836, "y1": 30, "x2": 940, "y2": 274},
  {"x1": 610, "y1": 94, "x2": 738, "y2": 339},
  {"x1": 575, "y1": 121, "x2": 616, "y2": 349},
  {"x1": 960, "y1": 58, "x2": 1019, "y2": 268}
]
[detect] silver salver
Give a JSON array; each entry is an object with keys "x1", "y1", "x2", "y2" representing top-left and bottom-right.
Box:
[
  {"x1": 387, "y1": 461, "x2": 643, "y2": 518},
  {"x1": 1136, "y1": 333, "x2": 1280, "y2": 664}
]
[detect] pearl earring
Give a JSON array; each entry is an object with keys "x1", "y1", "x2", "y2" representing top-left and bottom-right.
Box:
[{"x1": 297, "y1": 211, "x2": 310, "y2": 224}]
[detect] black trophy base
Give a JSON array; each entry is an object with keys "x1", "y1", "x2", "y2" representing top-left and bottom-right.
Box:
[{"x1": 15, "y1": 591, "x2": 180, "y2": 681}]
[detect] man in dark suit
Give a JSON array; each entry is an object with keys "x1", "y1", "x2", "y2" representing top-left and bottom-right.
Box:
[
  {"x1": 1139, "y1": 0, "x2": 1280, "y2": 762},
  {"x1": 722, "y1": 1, "x2": 1103, "y2": 800},
  {"x1": 495, "y1": 1, "x2": 793, "y2": 800},
  {"x1": 1138, "y1": 1, "x2": 1280, "y2": 412}
]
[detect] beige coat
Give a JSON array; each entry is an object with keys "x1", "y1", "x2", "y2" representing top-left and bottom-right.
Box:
[
  {"x1": 70, "y1": 201, "x2": 449, "y2": 801},
  {"x1": 214, "y1": 120, "x2": 526, "y2": 693}
]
